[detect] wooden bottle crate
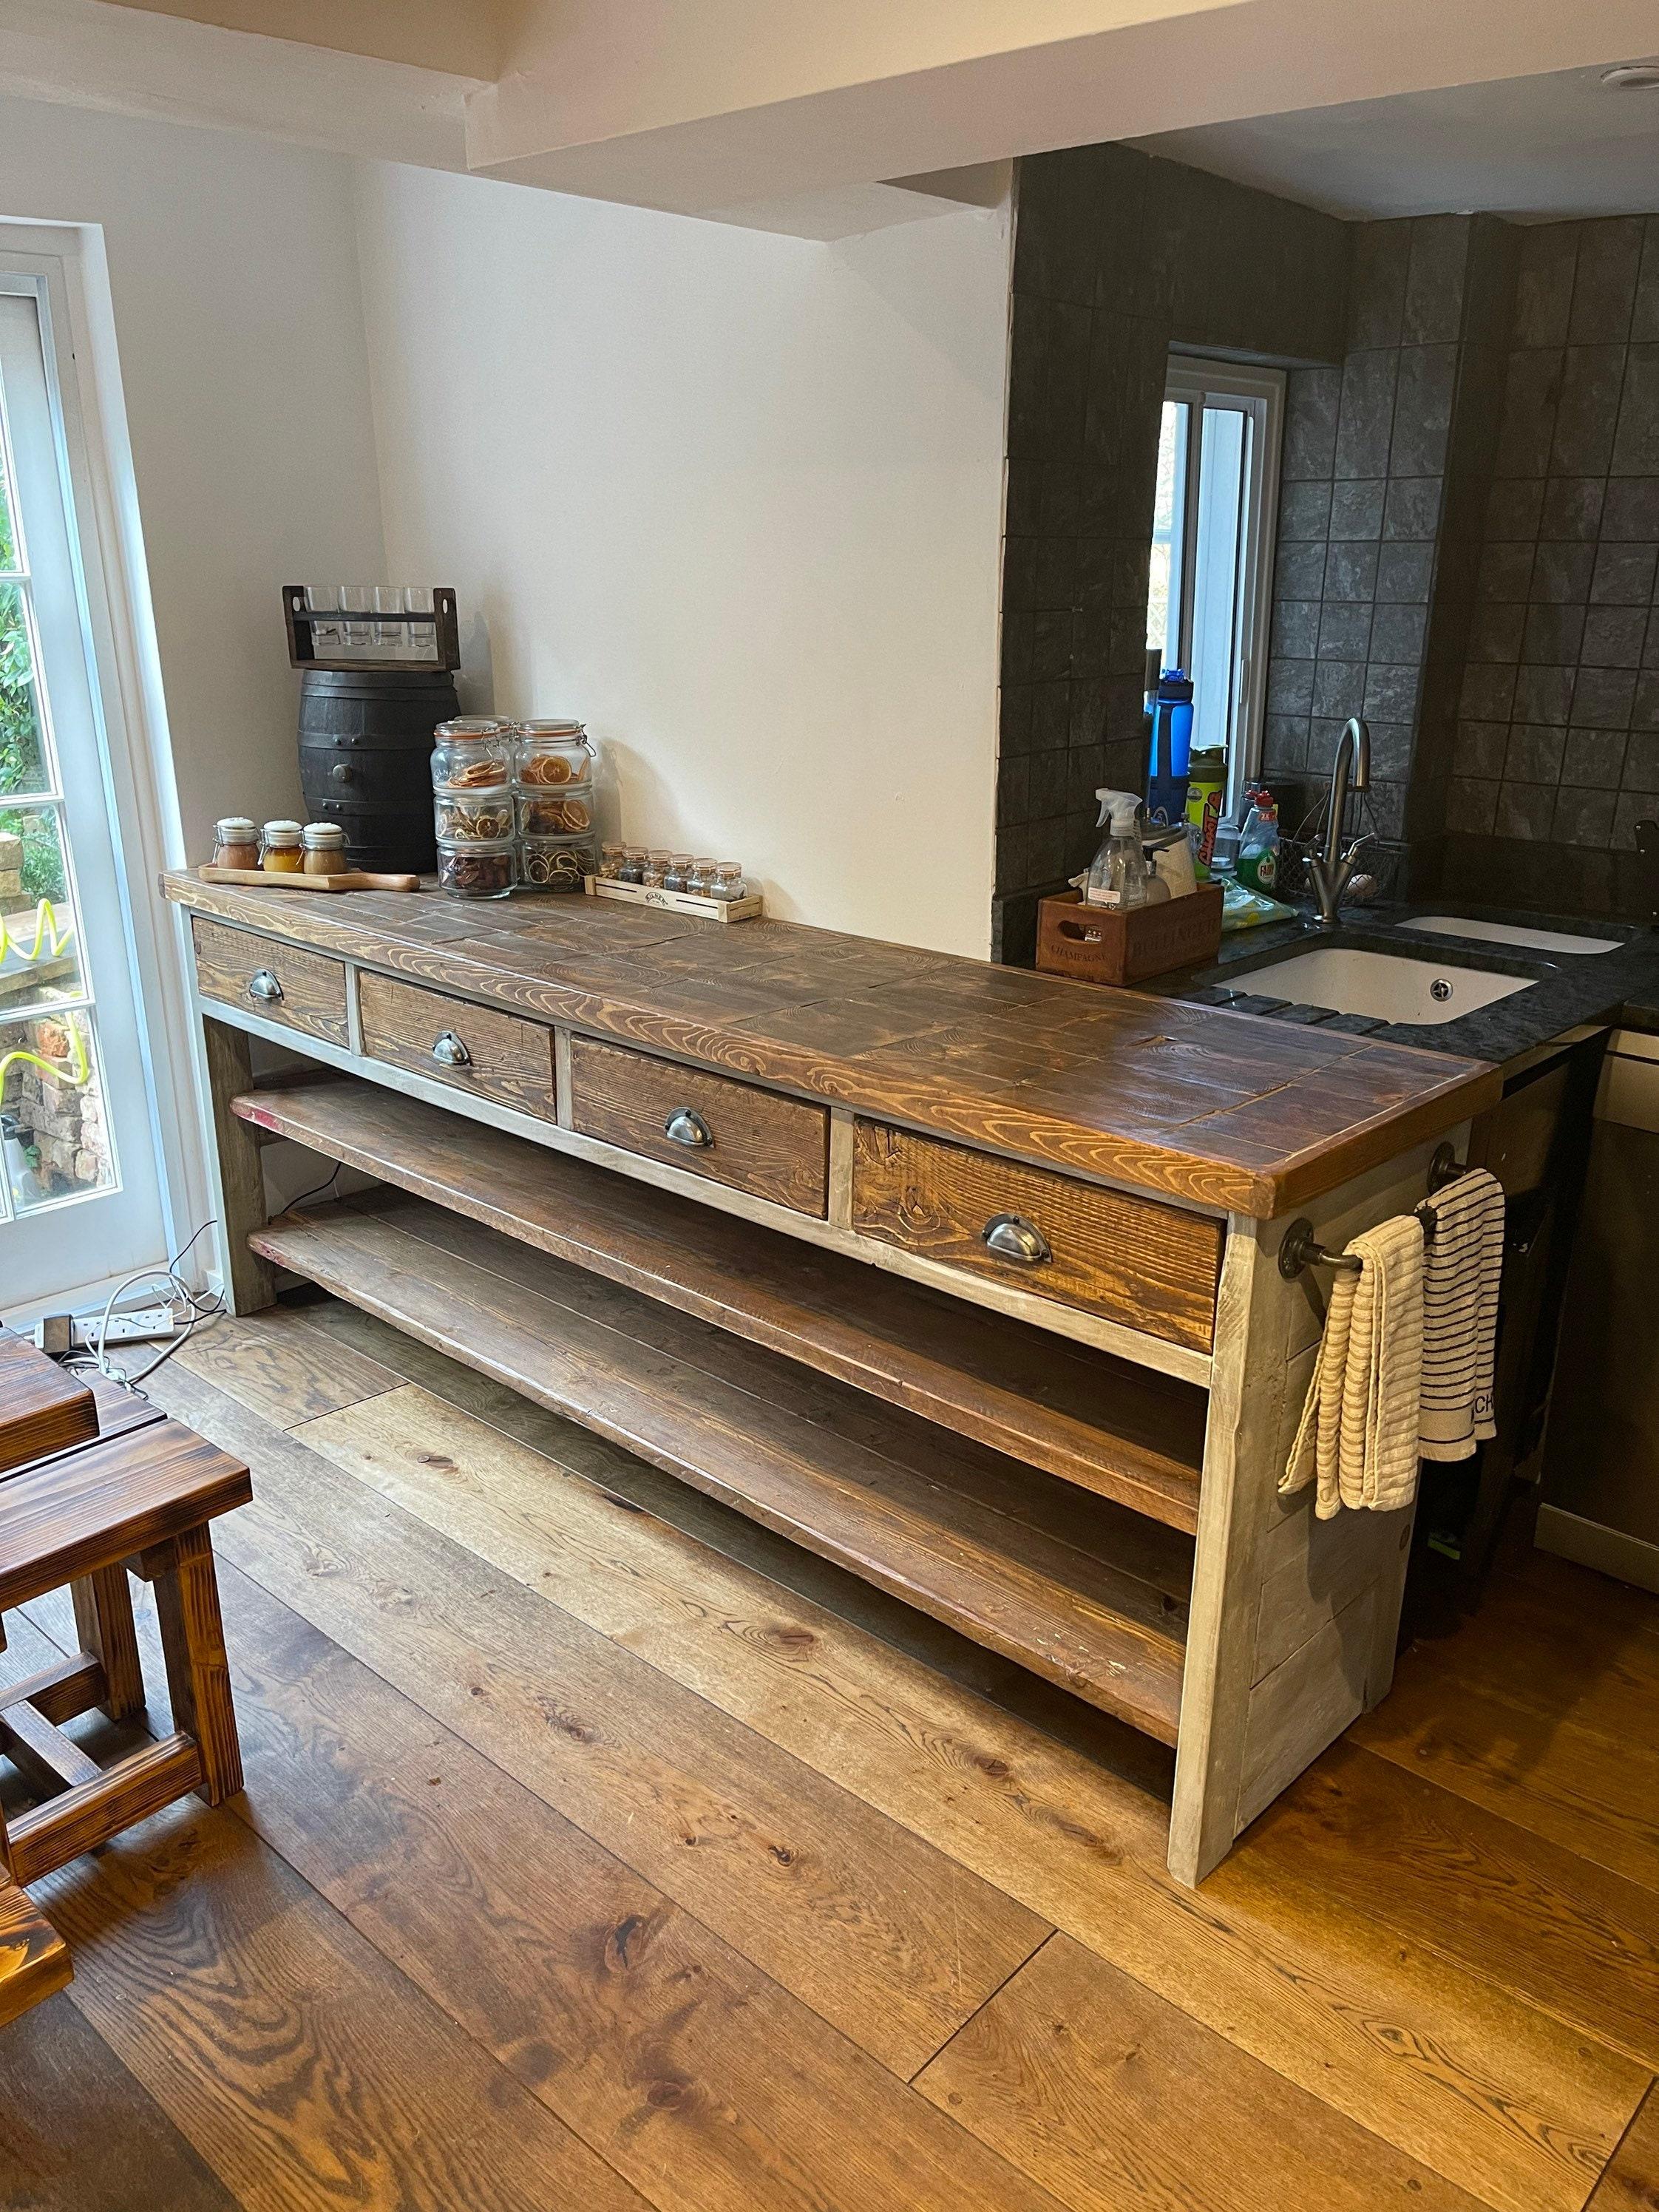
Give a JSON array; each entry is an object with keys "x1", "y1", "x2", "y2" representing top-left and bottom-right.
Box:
[{"x1": 1036, "y1": 885, "x2": 1224, "y2": 986}]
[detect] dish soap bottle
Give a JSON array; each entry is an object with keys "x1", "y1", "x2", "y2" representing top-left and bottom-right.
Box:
[
  {"x1": 1235, "y1": 787, "x2": 1280, "y2": 894},
  {"x1": 1085, "y1": 790, "x2": 1150, "y2": 909}
]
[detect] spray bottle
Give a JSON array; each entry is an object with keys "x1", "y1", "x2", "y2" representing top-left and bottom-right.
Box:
[{"x1": 1085, "y1": 790, "x2": 1150, "y2": 909}]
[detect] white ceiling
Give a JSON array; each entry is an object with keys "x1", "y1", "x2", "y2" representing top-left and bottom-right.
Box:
[{"x1": 1133, "y1": 61, "x2": 1659, "y2": 220}]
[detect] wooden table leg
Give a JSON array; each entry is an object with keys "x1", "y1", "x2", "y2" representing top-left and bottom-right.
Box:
[
  {"x1": 203, "y1": 1016, "x2": 276, "y2": 1317},
  {"x1": 71, "y1": 1567, "x2": 145, "y2": 1723},
  {"x1": 150, "y1": 1526, "x2": 242, "y2": 1805}
]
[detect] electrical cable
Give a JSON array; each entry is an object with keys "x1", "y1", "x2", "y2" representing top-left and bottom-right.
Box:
[{"x1": 57, "y1": 1217, "x2": 225, "y2": 1393}]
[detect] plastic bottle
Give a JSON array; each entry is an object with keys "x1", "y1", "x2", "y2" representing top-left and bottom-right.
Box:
[
  {"x1": 1147, "y1": 669, "x2": 1195, "y2": 827},
  {"x1": 1085, "y1": 790, "x2": 1150, "y2": 909},
  {"x1": 1236, "y1": 788, "x2": 1281, "y2": 894}
]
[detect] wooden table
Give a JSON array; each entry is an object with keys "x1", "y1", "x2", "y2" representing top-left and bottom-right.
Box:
[
  {"x1": 163, "y1": 872, "x2": 1500, "y2": 1882},
  {"x1": 0, "y1": 1330, "x2": 96, "y2": 1476}
]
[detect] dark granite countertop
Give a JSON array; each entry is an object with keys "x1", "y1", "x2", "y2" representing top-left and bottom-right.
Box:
[{"x1": 1141, "y1": 898, "x2": 1659, "y2": 1065}]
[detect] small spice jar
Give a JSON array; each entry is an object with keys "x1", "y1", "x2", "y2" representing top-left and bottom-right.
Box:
[
  {"x1": 213, "y1": 815, "x2": 260, "y2": 871},
  {"x1": 662, "y1": 852, "x2": 693, "y2": 892},
  {"x1": 435, "y1": 787, "x2": 515, "y2": 842},
  {"x1": 436, "y1": 836, "x2": 515, "y2": 899},
  {"x1": 301, "y1": 822, "x2": 350, "y2": 876},
  {"x1": 598, "y1": 841, "x2": 624, "y2": 881},
  {"x1": 514, "y1": 719, "x2": 593, "y2": 788},
  {"x1": 517, "y1": 787, "x2": 594, "y2": 838},
  {"x1": 519, "y1": 834, "x2": 594, "y2": 892},
  {"x1": 687, "y1": 858, "x2": 717, "y2": 895},
  {"x1": 639, "y1": 849, "x2": 670, "y2": 888},
  {"x1": 259, "y1": 819, "x2": 305, "y2": 872},
  {"x1": 710, "y1": 862, "x2": 748, "y2": 902},
  {"x1": 619, "y1": 846, "x2": 646, "y2": 883},
  {"x1": 432, "y1": 717, "x2": 513, "y2": 792}
]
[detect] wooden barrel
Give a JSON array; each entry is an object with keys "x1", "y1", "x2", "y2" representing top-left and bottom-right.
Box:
[{"x1": 296, "y1": 668, "x2": 459, "y2": 875}]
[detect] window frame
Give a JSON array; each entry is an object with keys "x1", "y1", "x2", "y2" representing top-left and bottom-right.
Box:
[{"x1": 1160, "y1": 356, "x2": 1285, "y2": 821}]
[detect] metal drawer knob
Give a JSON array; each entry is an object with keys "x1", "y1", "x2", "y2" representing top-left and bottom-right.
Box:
[
  {"x1": 981, "y1": 1212, "x2": 1051, "y2": 1266},
  {"x1": 431, "y1": 1031, "x2": 472, "y2": 1068},
  {"x1": 665, "y1": 1107, "x2": 713, "y2": 1150},
  {"x1": 246, "y1": 969, "x2": 284, "y2": 1004}
]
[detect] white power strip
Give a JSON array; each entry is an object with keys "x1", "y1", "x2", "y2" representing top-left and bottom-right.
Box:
[{"x1": 33, "y1": 1304, "x2": 181, "y2": 1351}]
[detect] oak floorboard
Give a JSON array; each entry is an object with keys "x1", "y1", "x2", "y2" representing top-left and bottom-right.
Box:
[
  {"x1": 916, "y1": 1932, "x2": 1495, "y2": 2212},
  {"x1": 34, "y1": 1805, "x2": 650, "y2": 2212},
  {"x1": 176, "y1": 1306, "x2": 1647, "y2": 2212},
  {"x1": 1350, "y1": 1664, "x2": 1659, "y2": 1893},
  {"x1": 174, "y1": 1310, "x2": 401, "y2": 1431},
  {"x1": 0, "y1": 1993, "x2": 242, "y2": 2211},
  {"x1": 1588, "y1": 2083, "x2": 1659, "y2": 2212},
  {"x1": 145, "y1": 1361, "x2": 1052, "y2": 2080},
  {"x1": 1238, "y1": 1742, "x2": 1659, "y2": 2069},
  {"x1": 152, "y1": 1554, "x2": 1066, "y2": 2212}
]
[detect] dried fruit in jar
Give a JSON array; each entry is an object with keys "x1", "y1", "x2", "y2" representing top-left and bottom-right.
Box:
[
  {"x1": 518, "y1": 751, "x2": 578, "y2": 787},
  {"x1": 518, "y1": 793, "x2": 592, "y2": 835},
  {"x1": 437, "y1": 845, "x2": 514, "y2": 898},
  {"x1": 520, "y1": 841, "x2": 588, "y2": 890},
  {"x1": 437, "y1": 793, "x2": 515, "y2": 840}
]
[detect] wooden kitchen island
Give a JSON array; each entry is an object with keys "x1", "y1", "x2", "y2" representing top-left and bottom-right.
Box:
[{"x1": 162, "y1": 872, "x2": 1500, "y2": 1883}]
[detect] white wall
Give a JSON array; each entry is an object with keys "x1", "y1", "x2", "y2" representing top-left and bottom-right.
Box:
[
  {"x1": 354, "y1": 160, "x2": 1008, "y2": 954},
  {"x1": 0, "y1": 97, "x2": 387, "y2": 858}
]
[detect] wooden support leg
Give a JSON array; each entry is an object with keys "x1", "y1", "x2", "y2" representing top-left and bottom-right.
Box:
[
  {"x1": 71, "y1": 1567, "x2": 145, "y2": 1723},
  {"x1": 203, "y1": 1015, "x2": 276, "y2": 1317},
  {"x1": 150, "y1": 1525, "x2": 242, "y2": 1805}
]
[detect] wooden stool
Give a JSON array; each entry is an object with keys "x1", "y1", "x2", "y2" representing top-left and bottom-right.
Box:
[
  {"x1": 0, "y1": 1413, "x2": 252, "y2": 1888},
  {"x1": 0, "y1": 1873, "x2": 69, "y2": 2027}
]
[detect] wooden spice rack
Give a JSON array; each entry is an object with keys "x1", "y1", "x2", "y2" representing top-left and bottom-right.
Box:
[{"x1": 585, "y1": 875, "x2": 764, "y2": 922}]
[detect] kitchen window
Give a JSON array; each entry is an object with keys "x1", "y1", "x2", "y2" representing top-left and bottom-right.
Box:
[{"x1": 1147, "y1": 357, "x2": 1283, "y2": 819}]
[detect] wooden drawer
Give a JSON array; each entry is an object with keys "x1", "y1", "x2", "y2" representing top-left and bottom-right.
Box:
[
  {"x1": 568, "y1": 1036, "x2": 828, "y2": 1216},
  {"x1": 191, "y1": 916, "x2": 348, "y2": 1048},
  {"x1": 851, "y1": 1122, "x2": 1221, "y2": 1352},
  {"x1": 359, "y1": 973, "x2": 557, "y2": 1122}
]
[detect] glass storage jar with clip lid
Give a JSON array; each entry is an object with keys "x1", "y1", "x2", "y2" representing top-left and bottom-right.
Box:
[
  {"x1": 214, "y1": 816, "x2": 260, "y2": 871},
  {"x1": 432, "y1": 717, "x2": 513, "y2": 793},
  {"x1": 436, "y1": 836, "x2": 515, "y2": 899},
  {"x1": 259, "y1": 820, "x2": 304, "y2": 872},
  {"x1": 514, "y1": 719, "x2": 594, "y2": 790},
  {"x1": 301, "y1": 821, "x2": 350, "y2": 877}
]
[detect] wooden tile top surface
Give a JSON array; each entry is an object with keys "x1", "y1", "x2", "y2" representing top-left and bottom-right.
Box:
[
  {"x1": 0, "y1": 1327, "x2": 98, "y2": 1476},
  {"x1": 163, "y1": 873, "x2": 1502, "y2": 1216}
]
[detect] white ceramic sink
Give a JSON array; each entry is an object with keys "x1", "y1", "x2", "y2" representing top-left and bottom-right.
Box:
[
  {"x1": 1241, "y1": 946, "x2": 1533, "y2": 1026},
  {"x1": 1397, "y1": 914, "x2": 1621, "y2": 956}
]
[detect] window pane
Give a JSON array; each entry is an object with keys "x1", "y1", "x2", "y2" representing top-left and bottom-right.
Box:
[
  {"x1": 0, "y1": 446, "x2": 14, "y2": 572},
  {"x1": 0, "y1": 583, "x2": 47, "y2": 796},
  {"x1": 1146, "y1": 399, "x2": 1189, "y2": 663},
  {"x1": 1, "y1": 1004, "x2": 115, "y2": 1212},
  {"x1": 0, "y1": 804, "x2": 84, "y2": 1007},
  {"x1": 1190, "y1": 405, "x2": 1247, "y2": 755}
]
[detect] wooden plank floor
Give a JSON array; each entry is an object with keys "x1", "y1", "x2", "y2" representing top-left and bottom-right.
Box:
[{"x1": 2, "y1": 1296, "x2": 1657, "y2": 2212}]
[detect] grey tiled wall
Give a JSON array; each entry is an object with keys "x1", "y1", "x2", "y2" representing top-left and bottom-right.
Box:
[
  {"x1": 994, "y1": 143, "x2": 1348, "y2": 962},
  {"x1": 1262, "y1": 217, "x2": 1510, "y2": 874},
  {"x1": 1440, "y1": 219, "x2": 1659, "y2": 916}
]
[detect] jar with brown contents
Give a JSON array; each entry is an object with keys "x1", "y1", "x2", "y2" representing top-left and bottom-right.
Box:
[
  {"x1": 516, "y1": 788, "x2": 593, "y2": 838},
  {"x1": 519, "y1": 834, "x2": 594, "y2": 891},
  {"x1": 432, "y1": 718, "x2": 512, "y2": 792},
  {"x1": 435, "y1": 787, "x2": 515, "y2": 842},
  {"x1": 514, "y1": 719, "x2": 592, "y2": 788},
  {"x1": 301, "y1": 821, "x2": 350, "y2": 876},
  {"x1": 214, "y1": 816, "x2": 260, "y2": 870},
  {"x1": 436, "y1": 836, "x2": 515, "y2": 899},
  {"x1": 259, "y1": 819, "x2": 305, "y2": 872}
]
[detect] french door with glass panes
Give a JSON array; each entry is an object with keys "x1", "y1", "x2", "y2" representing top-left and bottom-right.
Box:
[{"x1": 0, "y1": 279, "x2": 166, "y2": 1309}]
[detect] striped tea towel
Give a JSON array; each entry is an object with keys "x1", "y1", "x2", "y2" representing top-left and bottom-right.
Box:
[
  {"x1": 1418, "y1": 1168, "x2": 1504, "y2": 1462},
  {"x1": 1281, "y1": 1212, "x2": 1425, "y2": 1519}
]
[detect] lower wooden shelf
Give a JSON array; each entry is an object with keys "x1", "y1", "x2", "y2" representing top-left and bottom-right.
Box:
[
  {"x1": 231, "y1": 1076, "x2": 1207, "y2": 1533},
  {"x1": 251, "y1": 1193, "x2": 1192, "y2": 1743}
]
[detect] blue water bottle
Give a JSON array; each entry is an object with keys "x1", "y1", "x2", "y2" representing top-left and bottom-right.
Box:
[{"x1": 1147, "y1": 668, "x2": 1194, "y2": 825}]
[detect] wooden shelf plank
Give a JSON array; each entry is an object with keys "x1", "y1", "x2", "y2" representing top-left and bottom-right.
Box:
[
  {"x1": 250, "y1": 1198, "x2": 1191, "y2": 1743},
  {"x1": 233, "y1": 1077, "x2": 1207, "y2": 1533}
]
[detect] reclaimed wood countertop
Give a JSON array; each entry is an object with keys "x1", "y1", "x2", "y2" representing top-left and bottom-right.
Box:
[{"x1": 163, "y1": 872, "x2": 1502, "y2": 1218}]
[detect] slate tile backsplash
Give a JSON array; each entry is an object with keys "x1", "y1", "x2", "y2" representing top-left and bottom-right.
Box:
[
  {"x1": 997, "y1": 156, "x2": 1659, "y2": 951},
  {"x1": 1443, "y1": 217, "x2": 1659, "y2": 916}
]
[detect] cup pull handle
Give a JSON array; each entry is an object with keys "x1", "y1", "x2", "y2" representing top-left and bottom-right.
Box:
[
  {"x1": 431, "y1": 1031, "x2": 472, "y2": 1068},
  {"x1": 982, "y1": 1212, "x2": 1051, "y2": 1265},
  {"x1": 665, "y1": 1108, "x2": 713, "y2": 1150},
  {"x1": 247, "y1": 969, "x2": 284, "y2": 1004}
]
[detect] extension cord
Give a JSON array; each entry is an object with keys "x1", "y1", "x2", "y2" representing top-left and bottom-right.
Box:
[{"x1": 35, "y1": 1304, "x2": 180, "y2": 1352}]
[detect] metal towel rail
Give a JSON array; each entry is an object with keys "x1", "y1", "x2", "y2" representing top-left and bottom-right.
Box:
[{"x1": 1278, "y1": 1144, "x2": 1467, "y2": 1280}]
